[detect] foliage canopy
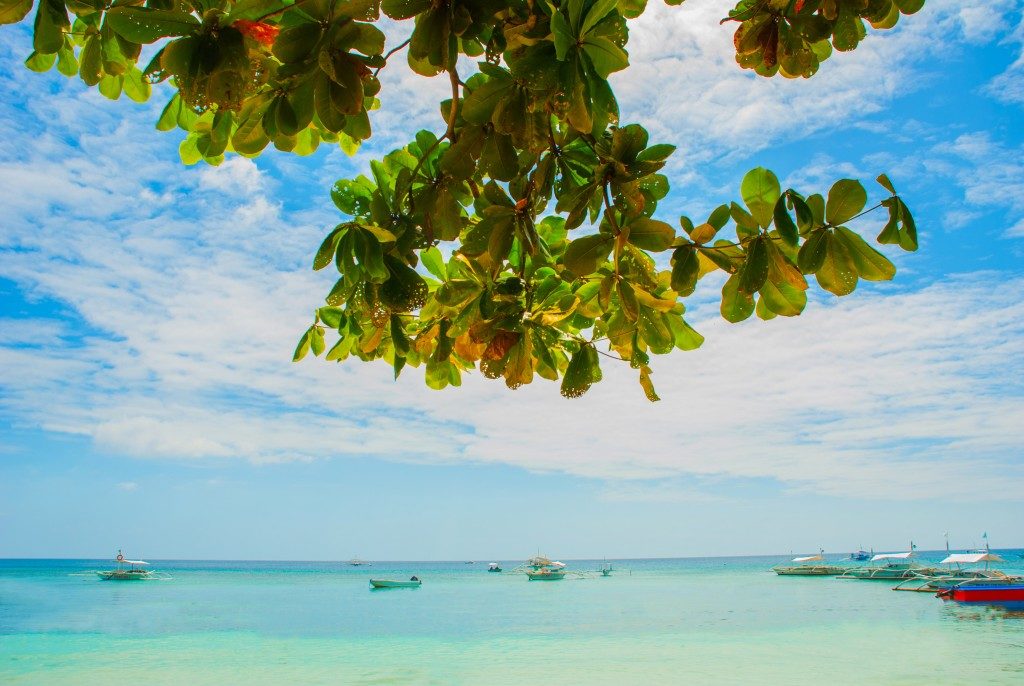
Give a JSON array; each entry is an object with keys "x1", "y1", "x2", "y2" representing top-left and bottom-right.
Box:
[{"x1": 2, "y1": 0, "x2": 924, "y2": 400}]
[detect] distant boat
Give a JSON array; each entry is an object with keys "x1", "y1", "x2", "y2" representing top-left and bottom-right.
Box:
[
  {"x1": 487, "y1": 563, "x2": 502, "y2": 572},
  {"x1": 348, "y1": 558, "x2": 370, "y2": 566},
  {"x1": 850, "y1": 547, "x2": 872, "y2": 561},
  {"x1": 96, "y1": 551, "x2": 156, "y2": 581},
  {"x1": 600, "y1": 562, "x2": 614, "y2": 577},
  {"x1": 772, "y1": 550, "x2": 846, "y2": 576},
  {"x1": 370, "y1": 577, "x2": 421, "y2": 589},
  {"x1": 465, "y1": 561, "x2": 475, "y2": 564}
]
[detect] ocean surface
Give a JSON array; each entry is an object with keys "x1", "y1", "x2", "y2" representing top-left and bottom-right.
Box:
[{"x1": 2, "y1": 553, "x2": 1023, "y2": 684}]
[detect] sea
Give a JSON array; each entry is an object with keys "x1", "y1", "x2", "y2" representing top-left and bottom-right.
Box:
[{"x1": 2, "y1": 553, "x2": 1023, "y2": 684}]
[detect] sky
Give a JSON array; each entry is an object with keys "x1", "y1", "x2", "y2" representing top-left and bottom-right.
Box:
[{"x1": 1, "y1": 1, "x2": 1022, "y2": 561}]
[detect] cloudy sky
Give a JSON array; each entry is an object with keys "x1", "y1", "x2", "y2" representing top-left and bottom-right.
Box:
[{"x1": 1, "y1": 1, "x2": 1022, "y2": 560}]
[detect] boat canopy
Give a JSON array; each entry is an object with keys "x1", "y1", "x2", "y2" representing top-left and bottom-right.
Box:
[
  {"x1": 940, "y1": 552, "x2": 1004, "y2": 565},
  {"x1": 870, "y1": 552, "x2": 913, "y2": 561},
  {"x1": 118, "y1": 559, "x2": 148, "y2": 565},
  {"x1": 792, "y1": 554, "x2": 824, "y2": 562}
]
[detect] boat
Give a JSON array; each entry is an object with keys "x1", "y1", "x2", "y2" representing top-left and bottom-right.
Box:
[
  {"x1": 850, "y1": 547, "x2": 872, "y2": 562},
  {"x1": 348, "y1": 557, "x2": 370, "y2": 566},
  {"x1": 599, "y1": 562, "x2": 614, "y2": 577},
  {"x1": 938, "y1": 579, "x2": 1024, "y2": 603},
  {"x1": 772, "y1": 551, "x2": 846, "y2": 576},
  {"x1": 893, "y1": 549, "x2": 1020, "y2": 592},
  {"x1": 96, "y1": 551, "x2": 156, "y2": 580},
  {"x1": 526, "y1": 568, "x2": 566, "y2": 580},
  {"x1": 840, "y1": 546, "x2": 941, "y2": 580},
  {"x1": 369, "y1": 577, "x2": 421, "y2": 589},
  {"x1": 523, "y1": 554, "x2": 567, "y2": 580},
  {"x1": 526, "y1": 555, "x2": 565, "y2": 570},
  {"x1": 487, "y1": 562, "x2": 502, "y2": 573}
]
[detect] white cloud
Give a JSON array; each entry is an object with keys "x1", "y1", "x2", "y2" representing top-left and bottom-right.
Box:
[
  {"x1": 986, "y1": 10, "x2": 1024, "y2": 105},
  {"x1": 116, "y1": 481, "x2": 138, "y2": 492}
]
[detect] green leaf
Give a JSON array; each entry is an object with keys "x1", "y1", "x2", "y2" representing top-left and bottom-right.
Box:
[
  {"x1": 563, "y1": 233, "x2": 614, "y2": 277},
  {"x1": 670, "y1": 245, "x2": 699, "y2": 296},
  {"x1": 105, "y1": 7, "x2": 199, "y2": 44},
  {"x1": 834, "y1": 227, "x2": 895, "y2": 281},
  {"x1": 420, "y1": 246, "x2": 446, "y2": 280},
  {"x1": 582, "y1": 36, "x2": 629, "y2": 80},
  {"x1": 721, "y1": 273, "x2": 755, "y2": 323},
  {"x1": 797, "y1": 229, "x2": 827, "y2": 273},
  {"x1": 825, "y1": 179, "x2": 867, "y2": 225},
  {"x1": 740, "y1": 167, "x2": 781, "y2": 228},
  {"x1": 382, "y1": 0, "x2": 431, "y2": 20},
  {"x1": 773, "y1": 196, "x2": 798, "y2": 245},
  {"x1": 33, "y1": 0, "x2": 69, "y2": 55},
  {"x1": 814, "y1": 231, "x2": 858, "y2": 296},
  {"x1": 759, "y1": 278, "x2": 806, "y2": 317},
  {"x1": 560, "y1": 345, "x2": 597, "y2": 398},
  {"x1": 293, "y1": 328, "x2": 312, "y2": 361},
  {"x1": 625, "y1": 217, "x2": 674, "y2": 251},
  {"x1": 24, "y1": 50, "x2": 56, "y2": 73},
  {"x1": 1, "y1": 0, "x2": 32, "y2": 24},
  {"x1": 737, "y1": 235, "x2": 769, "y2": 295},
  {"x1": 876, "y1": 173, "x2": 896, "y2": 195},
  {"x1": 310, "y1": 326, "x2": 326, "y2": 356}
]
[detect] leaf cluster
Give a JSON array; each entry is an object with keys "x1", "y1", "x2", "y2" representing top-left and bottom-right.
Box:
[{"x1": 2, "y1": 0, "x2": 926, "y2": 399}]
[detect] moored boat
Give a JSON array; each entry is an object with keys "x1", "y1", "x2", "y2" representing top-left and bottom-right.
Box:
[
  {"x1": 526, "y1": 568, "x2": 566, "y2": 580},
  {"x1": 939, "y1": 579, "x2": 1024, "y2": 603},
  {"x1": 370, "y1": 577, "x2": 421, "y2": 589},
  {"x1": 772, "y1": 551, "x2": 846, "y2": 576},
  {"x1": 487, "y1": 562, "x2": 502, "y2": 572},
  {"x1": 850, "y1": 548, "x2": 872, "y2": 562},
  {"x1": 896, "y1": 550, "x2": 1020, "y2": 592},
  {"x1": 96, "y1": 551, "x2": 156, "y2": 581},
  {"x1": 840, "y1": 547, "x2": 940, "y2": 580}
]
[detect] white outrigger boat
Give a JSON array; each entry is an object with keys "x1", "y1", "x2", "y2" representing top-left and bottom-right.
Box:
[
  {"x1": 893, "y1": 550, "x2": 1020, "y2": 593},
  {"x1": 524, "y1": 555, "x2": 567, "y2": 580},
  {"x1": 96, "y1": 551, "x2": 158, "y2": 580},
  {"x1": 772, "y1": 550, "x2": 847, "y2": 576}
]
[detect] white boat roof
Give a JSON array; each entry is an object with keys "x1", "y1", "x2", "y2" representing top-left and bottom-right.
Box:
[
  {"x1": 941, "y1": 553, "x2": 1004, "y2": 564},
  {"x1": 871, "y1": 552, "x2": 913, "y2": 561},
  {"x1": 792, "y1": 554, "x2": 823, "y2": 562},
  {"x1": 118, "y1": 559, "x2": 148, "y2": 565}
]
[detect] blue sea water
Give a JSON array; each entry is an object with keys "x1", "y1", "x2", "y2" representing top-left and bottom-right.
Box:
[{"x1": 2, "y1": 553, "x2": 1023, "y2": 684}]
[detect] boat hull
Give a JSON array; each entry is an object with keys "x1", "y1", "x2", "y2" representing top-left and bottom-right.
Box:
[
  {"x1": 369, "y1": 579, "x2": 421, "y2": 589},
  {"x1": 526, "y1": 571, "x2": 566, "y2": 580},
  {"x1": 773, "y1": 565, "x2": 845, "y2": 576},
  {"x1": 96, "y1": 571, "x2": 153, "y2": 581},
  {"x1": 947, "y1": 585, "x2": 1024, "y2": 603}
]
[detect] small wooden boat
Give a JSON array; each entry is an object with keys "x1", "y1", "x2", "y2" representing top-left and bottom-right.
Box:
[
  {"x1": 96, "y1": 551, "x2": 157, "y2": 581},
  {"x1": 772, "y1": 551, "x2": 846, "y2": 576},
  {"x1": 487, "y1": 563, "x2": 502, "y2": 572},
  {"x1": 369, "y1": 578, "x2": 421, "y2": 589},
  {"x1": 850, "y1": 548, "x2": 872, "y2": 562}
]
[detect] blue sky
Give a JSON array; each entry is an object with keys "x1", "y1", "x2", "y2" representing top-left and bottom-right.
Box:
[{"x1": 1, "y1": 1, "x2": 1023, "y2": 560}]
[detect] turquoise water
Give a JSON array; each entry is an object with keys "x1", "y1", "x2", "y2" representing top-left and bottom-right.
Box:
[{"x1": 3, "y1": 554, "x2": 1024, "y2": 684}]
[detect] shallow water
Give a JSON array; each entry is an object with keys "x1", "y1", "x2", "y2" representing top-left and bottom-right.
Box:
[{"x1": 3, "y1": 554, "x2": 1023, "y2": 684}]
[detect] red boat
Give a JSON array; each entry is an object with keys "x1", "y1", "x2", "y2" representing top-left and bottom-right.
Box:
[{"x1": 938, "y1": 582, "x2": 1024, "y2": 603}]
